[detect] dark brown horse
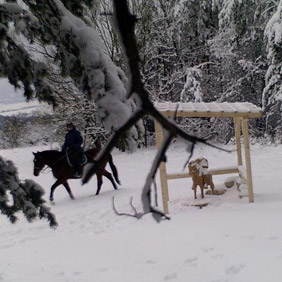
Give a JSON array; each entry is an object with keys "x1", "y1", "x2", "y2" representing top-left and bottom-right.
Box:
[{"x1": 33, "y1": 148, "x2": 120, "y2": 202}]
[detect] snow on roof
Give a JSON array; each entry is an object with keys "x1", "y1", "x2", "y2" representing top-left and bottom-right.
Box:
[{"x1": 154, "y1": 102, "x2": 262, "y2": 118}]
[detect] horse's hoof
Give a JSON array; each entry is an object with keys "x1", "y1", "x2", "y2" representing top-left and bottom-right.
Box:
[{"x1": 71, "y1": 196, "x2": 75, "y2": 200}]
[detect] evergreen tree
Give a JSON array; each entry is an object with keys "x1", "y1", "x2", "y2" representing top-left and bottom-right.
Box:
[
  {"x1": 263, "y1": 0, "x2": 282, "y2": 136},
  {"x1": 0, "y1": 0, "x2": 134, "y2": 134},
  {"x1": 0, "y1": 156, "x2": 57, "y2": 227}
]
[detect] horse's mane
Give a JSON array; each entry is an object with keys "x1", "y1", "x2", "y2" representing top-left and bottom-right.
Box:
[{"x1": 38, "y1": 148, "x2": 99, "y2": 160}]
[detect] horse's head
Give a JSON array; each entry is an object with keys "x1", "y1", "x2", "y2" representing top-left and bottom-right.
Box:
[
  {"x1": 188, "y1": 161, "x2": 198, "y2": 174},
  {"x1": 33, "y1": 152, "x2": 45, "y2": 176}
]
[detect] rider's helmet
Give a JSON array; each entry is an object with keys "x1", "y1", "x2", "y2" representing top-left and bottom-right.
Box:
[{"x1": 66, "y1": 122, "x2": 74, "y2": 129}]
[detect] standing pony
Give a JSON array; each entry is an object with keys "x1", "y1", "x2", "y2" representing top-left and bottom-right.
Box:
[{"x1": 33, "y1": 148, "x2": 120, "y2": 202}]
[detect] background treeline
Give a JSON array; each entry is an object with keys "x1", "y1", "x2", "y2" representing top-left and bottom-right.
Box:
[
  {"x1": 2, "y1": 0, "x2": 282, "y2": 149},
  {"x1": 90, "y1": 0, "x2": 282, "y2": 144}
]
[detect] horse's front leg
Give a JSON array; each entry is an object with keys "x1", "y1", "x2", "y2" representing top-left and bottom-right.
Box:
[
  {"x1": 200, "y1": 184, "x2": 205, "y2": 199},
  {"x1": 63, "y1": 181, "x2": 75, "y2": 200},
  {"x1": 50, "y1": 179, "x2": 62, "y2": 202},
  {"x1": 192, "y1": 183, "x2": 197, "y2": 199}
]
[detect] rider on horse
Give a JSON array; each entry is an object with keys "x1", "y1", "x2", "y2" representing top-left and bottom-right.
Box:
[{"x1": 62, "y1": 122, "x2": 84, "y2": 177}]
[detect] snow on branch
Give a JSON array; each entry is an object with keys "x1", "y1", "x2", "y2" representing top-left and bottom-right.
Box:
[
  {"x1": 180, "y1": 66, "x2": 203, "y2": 103},
  {"x1": 52, "y1": 0, "x2": 133, "y2": 132}
]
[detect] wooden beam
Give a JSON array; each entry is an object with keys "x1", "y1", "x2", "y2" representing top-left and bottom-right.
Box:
[
  {"x1": 234, "y1": 117, "x2": 243, "y2": 166},
  {"x1": 166, "y1": 173, "x2": 190, "y2": 180},
  {"x1": 158, "y1": 111, "x2": 261, "y2": 119},
  {"x1": 238, "y1": 165, "x2": 247, "y2": 181},
  {"x1": 166, "y1": 166, "x2": 239, "y2": 180},
  {"x1": 242, "y1": 118, "x2": 254, "y2": 202},
  {"x1": 209, "y1": 167, "x2": 239, "y2": 176},
  {"x1": 154, "y1": 120, "x2": 169, "y2": 213}
]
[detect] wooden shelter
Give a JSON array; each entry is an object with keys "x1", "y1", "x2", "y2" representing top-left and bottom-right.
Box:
[{"x1": 154, "y1": 102, "x2": 262, "y2": 214}]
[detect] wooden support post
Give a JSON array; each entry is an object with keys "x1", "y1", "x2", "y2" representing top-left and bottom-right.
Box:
[
  {"x1": 242, "y1": 118, "x2": 254, "y2": 203},
  {"x1": 234, "y1": 117, "x2": 243, "y2": 166},
  {"x1": 154, "y1": 120, "x2": 169, "y2": 213}
]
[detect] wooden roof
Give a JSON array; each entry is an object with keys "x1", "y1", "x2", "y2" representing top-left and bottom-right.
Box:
[{"x1": 154, "y1": 102, "x2": 262, "y2": 118}]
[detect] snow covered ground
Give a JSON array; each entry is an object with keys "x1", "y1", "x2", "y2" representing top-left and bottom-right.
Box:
[
  {"x1": 0, "y1": 101, "x2": 50, "y2": 116},
  {"x1": 1, "y1": 141, "x2": 282, "y2": 282}
]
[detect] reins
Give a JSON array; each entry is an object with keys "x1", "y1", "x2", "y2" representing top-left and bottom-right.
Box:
[{"x1": 39, "y1": 166, "x2": 52, "y2": 174}]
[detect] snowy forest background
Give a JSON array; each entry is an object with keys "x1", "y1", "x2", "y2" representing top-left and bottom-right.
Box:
[
  {"x1": 1, "y1": 0, "x2": 282, "y2": 226},
  {"x1": 1, "y1": 0, "x2": 282, "y2": 150}
]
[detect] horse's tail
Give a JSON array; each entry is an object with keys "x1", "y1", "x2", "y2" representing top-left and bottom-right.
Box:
[{"x1": 108, "y1": 153, "x2": 121, "y2": 185}]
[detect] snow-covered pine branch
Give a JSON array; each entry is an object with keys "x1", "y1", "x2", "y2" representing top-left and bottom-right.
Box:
[
  {"x1": 0, "y1": 156, "x2": 57, "y2": 228},
  {"x1": 0, "y1": 0, "x2": 141, "y2": 144}
]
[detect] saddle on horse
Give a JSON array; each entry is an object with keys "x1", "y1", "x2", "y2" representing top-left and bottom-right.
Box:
[{"x1": 66, "y1": 147, "x2": 87, "y2": 178}]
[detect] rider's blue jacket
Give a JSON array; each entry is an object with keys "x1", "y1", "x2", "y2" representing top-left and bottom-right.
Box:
[{"x1": 62, "y1": 127, "x2": 83, "y2": 151}]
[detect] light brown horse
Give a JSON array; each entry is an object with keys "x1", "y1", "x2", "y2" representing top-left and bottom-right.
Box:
[
  {"x1": 188, "y1": 158, "x2": 214, "y2": 199},
  {"x1": 33, "y1": 148, "x2": 120, "y2": 202}
]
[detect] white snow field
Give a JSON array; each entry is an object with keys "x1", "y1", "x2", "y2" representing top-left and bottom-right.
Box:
[
  {"x1": 0, "y1": 101, "x2": 51, "y2": 116},
  {"x1": 1, "y1": 141, "x2": 282, "y2": 282}
]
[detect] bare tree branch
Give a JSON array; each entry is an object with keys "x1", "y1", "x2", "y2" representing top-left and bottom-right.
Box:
[
  {"x1": 183, "y1": 142, "x2": 195, "y2": 170},
  {"x1": 142, "y1": 130, "x2": 173, "y2": 221},
  {"x1": 113, "y1": 196, "x2": 148, "y2": 219}
]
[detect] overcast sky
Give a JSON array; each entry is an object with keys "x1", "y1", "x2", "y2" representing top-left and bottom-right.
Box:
[{"x1": 0, "y1": 79, "x2": 25, "y2": 104}]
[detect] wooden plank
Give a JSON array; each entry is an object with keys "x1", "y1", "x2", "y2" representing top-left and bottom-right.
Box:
[
  {"x1": 157, "y1": 111, "x2": 261, "y2": 119},
  {"x1": 234, "y1": 117, "x2": 243, "y2": 166},
  {"x1": 242, "y1": 118, "x2": 254, "y2": 203},
  {"x1": 154, "y1": 120, "x2": 169, "y2": 213},
  {"x1": 167, "y1": 173, "x2": 190, "y2": 180},
  {"x1": 159, "y1": 162, "x2": 169, "y2": 213},
  {"x1": 154, "y1": 102, "x2": 262, "y2": 118},
  {"x1": 238, "y1": 165, "x2": 247, "y2": 181},
  {"x1": 209, "y1": 167, "x2": 239, "y2": 175},
  {"x1": 166, "y1": 166, "x2": 239, "y2": 180}
]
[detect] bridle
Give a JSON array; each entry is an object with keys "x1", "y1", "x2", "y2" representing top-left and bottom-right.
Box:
[
  {"x1": 34, "y1": 164, "x2": 51, "y2": 174},
  {"x1": 33, "y1": 152, "x2": 71, "y2": 175}
]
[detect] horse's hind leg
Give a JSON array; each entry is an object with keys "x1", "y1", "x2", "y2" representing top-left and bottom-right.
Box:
[
  {"x1": 96, "y1": 174, "x2": 103, "y2": 195},
  {"x1": 103, "y1": 169, "x2": 118, "y2": 190},
  {"x1": 200, "y1": 184, "x2": 205, "y2": 198},
  {"x1": 50, "y1": 180, "x2": 62, "y2": 202},
  {"x1": 108, "y1": 154, "x2": 121, "y2": 185},
  {"x1": 63, "y1": 181, "x2": 75, "y2": 200}
]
